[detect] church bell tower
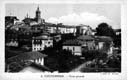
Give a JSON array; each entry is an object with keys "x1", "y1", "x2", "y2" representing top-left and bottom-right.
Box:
[
  {"x1": 35, "y1": 6, "x2": 43, "y2": 23},
  {"x1": 36, "y1": 6, "x2": 41, "y2": 19}
]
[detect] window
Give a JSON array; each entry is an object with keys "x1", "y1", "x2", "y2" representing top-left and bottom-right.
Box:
[
  {"x1": 73, "y1": 47, "x2": 75, "y2": 51},
  {"x1": 48, "y1": 41, "x2": 50, "y2": 44},
  {"x1": 67, "y1": 47, "x2": 69, "y2": 50}
]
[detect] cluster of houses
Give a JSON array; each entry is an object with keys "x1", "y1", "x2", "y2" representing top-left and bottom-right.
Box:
[
  {"x1": 63, "y1": 36, "x2": 113, "y2": 56},
  {"x1": 5, "y1": 6, "x2": 119, "y2": 72},
  {"x1": 6, "y1": 51, "x2": 53, "y2": 72}
]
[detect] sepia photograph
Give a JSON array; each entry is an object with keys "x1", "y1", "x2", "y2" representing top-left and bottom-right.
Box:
[{"x1": 5, "y1": 3, "x2": 121, "y2": 73}]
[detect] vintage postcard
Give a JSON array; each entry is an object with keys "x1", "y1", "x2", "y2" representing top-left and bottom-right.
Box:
[{"x1": 0, "y1": 0, "x2": 127, "y2": 80}]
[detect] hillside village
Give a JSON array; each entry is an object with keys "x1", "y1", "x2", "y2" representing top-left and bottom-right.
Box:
[{"x1": 5, "y1": 6, "x2": 121, "y2": 73}]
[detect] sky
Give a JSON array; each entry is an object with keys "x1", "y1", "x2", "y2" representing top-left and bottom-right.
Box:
[{"x1": 6, "y1": 3, "x2": 121, "y2": 29}]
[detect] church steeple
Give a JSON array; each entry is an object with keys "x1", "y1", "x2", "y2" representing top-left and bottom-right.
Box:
[
  {"x1": 36, "y1": 6, "x2": 41, "y2": 19},
  {"x1": 37, "y1": 6, "x2": 40, "y2": 11},
  {"x1": 37, "y1": 6, "x2": 40, "y2": 12},
  {"x1": 35, "y1": 6, "x2": 45, "y2": 24}
]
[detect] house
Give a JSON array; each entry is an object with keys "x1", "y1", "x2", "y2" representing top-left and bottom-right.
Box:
[
  {"x1": 57, "y1": 26, "x2": 76, "y2": 34},
  {"x1": 63, "y1": 35, "x2": 95, "y2": 56},
  {"x1": 45, "y1": 23, "x2": 57, "y2": 33},
  {"x1": 95, "y1": 36, "x2": 114, "y2": 55},
  {"x1": 77, "y1": 35, "x2": 95, "y2": 51},
  {"x1": 76, "y1": 24, "x2": 93, "y2": 35},
  {"x1": 10, "y1": 22, "x2": 27, "y2": 31},
  {"x1": 44, "y1": 23, "x2": 76, "y2": 34},
  {"x1": 5, "y1": 16, "x2": 19, "y2": 28},
  {"x1": 91, "y1": 29, "x2": 97, "y2": 35},
  {"x1": 31, "y1": 24, "x2": 44, "y2": 31},
  {"x1": 5, "y1": 38, "x2": 18, "y2": 47},
  {"x1": 6, "y1": 51, "x2": 49, "y2": 72},
  {"x1": 7, "y1": 51, "x2": 47, "y2": 66},
  {"x1": 53, "y1": 35, "x2": 61, "y2": 42},
  {"x1": 32, "y1": 34, "x2": 53, "y2": 51},
  {"x1": 114, "y1": 29, "x2": 121, "y2": 36},
  {"x1": 63, "y1": 39, "x2": 83, "y2": 56}
]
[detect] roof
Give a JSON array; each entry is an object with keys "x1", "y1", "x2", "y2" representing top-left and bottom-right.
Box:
[
  {"x1": 7, "y1": 51, "x2": 47, "y2": 63},
  {"x1": 95, "y1": 36, "x2": 113, "y2": 42},
  {"x1": 22, "y1": 17, "x2": 35, "y2": 22},
  {"x1": 45, "y1": 22, "x2": 56, "y2": 26},
  {"x1": 33, "y1": 35, "x2": 52, "y2": 40},
  {"x1": 114, "y1": 29, "x2": 121, "y2": 32},
  {"x1": 77, "y1": 35, "x2": 94, "y2": 40},
  {"x1": 24, "y1": 29, "x2": 41, "y2": 33},
  {"x1": 63, "y1": 39, "x2": 84, "y2": 46},
  {"x1": 5, "y1": 16, "x2": 19, "y2": 20},
  {"x1": 41, "y1": 32, "x2": 50, "y2": 36},
  {"x1": 11, "y1": 23, "x2": 30, "y2": 30},
  {"x1": 92, "y1": 29, "x2": 97, "y2": 32},
  {"x1": 20, "y1": 51, "x2": 47, "y2": 59},
  {"x1": 77, "y1": 24, "x2": 89, "y2": 27},
  {"x1": 19, "y1": 63, "x2": 53, "y2": 73},
  {"x1": 45, "y1": 22, "x2": 76, "y2": 28}
]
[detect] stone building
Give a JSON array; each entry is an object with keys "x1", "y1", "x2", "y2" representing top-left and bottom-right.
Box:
[
  {"x1": 32, "y1": 33, "x2": 53, "y2": 51},
  {"x1": 63, "y1": 35, "x2": 95, "y2": 56}
]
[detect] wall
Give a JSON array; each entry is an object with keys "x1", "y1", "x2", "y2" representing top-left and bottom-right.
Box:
[
  {"x1": 32, "y1": 39, "x2": 53, "y2": 51},
  {"x1": 34, "y1": 57, "x2": 44, "y2": 65},
  {"x1": 63, "y1": 45, "x2": 82, "y2": 56}
]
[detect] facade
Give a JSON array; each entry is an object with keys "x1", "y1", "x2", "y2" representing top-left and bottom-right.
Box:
[
  {"x1": 6, "y1": 51, "x2": 48, "y2": 72},
  {"x1": 5, "y1": 39, "x2": 18, "y2": 47},
  {"x1": 32, "y1": 34, "x2": 53, "y2": 51},
  {"x1": 45, "y1": 23, "x2": 76, "y2": 34},
  {"x1": 63, "y1": 35, "x2": 113, "y2": 56},
  {"x1": 95, "y1": 36, "x2": 114, "y2": 55},
  {"x1": 76, "y1": 24, "x2": 93, "y2": 35},
  {"x1": 91, "y1": 29, "x2": 97, "y2": 35},
  {"x1": 77, "y1": 35, "x2": 95, "y2": 51},
  {"x1": 63, "y1": 45, "x2": 82, "y2": 56},
  {"x1": 44, "y1": 22, "x2": 58, "y2": 33},
  {"x1": 63, "y1": 40, "x2": 83, "y2": 56},
  {"x1": 47, "y1": 26, "x2": 57, "y2": 33},
  {"x1": 63, "y1": 35, "x2": 96, "y2": 56},
  {"x1": 114, "y1": 29, "x2": 121, "y2": 36},
  {"x1": 5, "y1": 16, "x2": 19, "y2": 28},
  {"x1": 57, "y1": 26, "x2": 76, "y2": 34}
]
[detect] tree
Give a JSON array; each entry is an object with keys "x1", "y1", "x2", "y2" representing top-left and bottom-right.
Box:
[
  {"x1": 107, "y1": 55, "x2": 121, "y2": 68},
  {"x1": 82, "y1": 50, "x2": 108, "y2": 62},
  {"x1": 57, "y1": 49, "x2": 73, "y2": 72},
  {"x1": 95, "y1": 23, "x2": 116, "y2": 39}
]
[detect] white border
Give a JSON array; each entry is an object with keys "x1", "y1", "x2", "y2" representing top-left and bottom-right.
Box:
[{"x1": 0, "y1": 0, "x2": 127, "y2": 80}]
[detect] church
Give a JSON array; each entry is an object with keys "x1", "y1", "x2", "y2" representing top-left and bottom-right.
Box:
[
  {"x1": 22, "y1": 6, "x2": 94, "y2": 35},
  {"x1": 22, "y1": 6, "x2": 45, "y2": 25}
]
